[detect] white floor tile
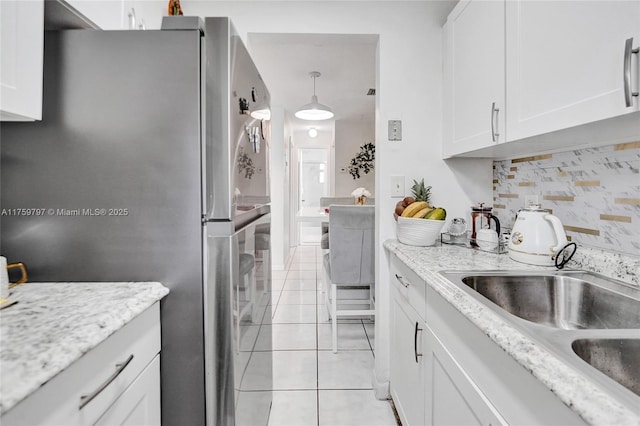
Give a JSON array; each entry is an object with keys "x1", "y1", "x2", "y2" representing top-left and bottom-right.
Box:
[
  {"x1": 255, "y1": 324, "x2": 317, "y2": 351},
  {"x1": 272, "y1": 304, "x2": 317, "y2": 324},
  {"x1": 317, "y1": 323, "x2": 370, "y2": 351},
  {"x1": 287, "y1": 262, "x2": 317, "y2": 271},
  {"x1": 253, "y1": 245, "x2": 393, "y2": 426},
  {"x1": 289, "y1": 256, "x2": 318, "y2": 263},
  {"x1": 283, "y1": 279, "x2": 318, "y2": 291},
  {"x1": 236, "y1": 391, "x2": 272, "y2": 426},
  {"x1": 272, "y1": 350, "x2": 317, "y2": 390},
  {"x1": 271, "y1": 291, "x2": 282, "y2": 306},
  {"x1": 318, "y1": 390, "x2": 397, "y2": 426},
  {"x1": 279, "y1": 290, "x2": 317, "y2": 305},
  {"x1": 286, "y1": 269, "x2": 317, "y2": 280},
  {"x1": 293, "y1": 246, "x2": 317, "y2": 255},
  {"x1": 268, "y1": 390, "x2": 318, "y2": 426},
  {"x1": 239, "y1": 325, "x2": 260, "y2": 352},
  {"x1": 317, "y1": 351, "x2": 374, "y2": 389},
  {"x1": 364, "y1": 322, "x2": 375, "y2": 351},
  {"x1": 272, "y1": 279, "x2": 286, "y2": 292},
  {"x1": 272, "y1": 270, "x2": 288, "y2": 280}
]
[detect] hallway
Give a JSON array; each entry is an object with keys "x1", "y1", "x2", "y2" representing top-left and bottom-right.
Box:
[{"x1": 264, "y1": 245, "x2": 397, "y2": 426}]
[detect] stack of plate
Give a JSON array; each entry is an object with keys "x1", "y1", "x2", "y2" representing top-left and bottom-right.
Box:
[{"x1": 396, "y1": 216, "x2": 446, "y2": 246}]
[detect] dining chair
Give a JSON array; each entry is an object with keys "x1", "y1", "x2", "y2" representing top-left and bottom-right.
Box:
[
  {"x1": 322, "y1": 205, "x2": 375, "y2": 353},
  {"x1": 319, "y1": 197, "x2": 375, "y2": 250}
]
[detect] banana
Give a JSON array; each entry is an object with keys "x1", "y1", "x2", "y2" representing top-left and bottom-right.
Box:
[
  {"x1": 401, "y1": 201, "x2": 428, "y2": 217},
  {"x1": 413, "y1": 207, "x2": 434, "y2": 218}
]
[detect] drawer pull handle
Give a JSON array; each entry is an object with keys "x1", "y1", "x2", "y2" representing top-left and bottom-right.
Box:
[
  {"x1": 395, "y1": 273, "x2": 410, "y2": 288},
  {"x1": 414, "y1": 322, "x2": 423, "y2": 363},
  {"x1": 79, "y1": 354, "x2": 134, "y2": 409},
  {"x1": 624, "y1": 37, "x2": 639, "y2": 107}
]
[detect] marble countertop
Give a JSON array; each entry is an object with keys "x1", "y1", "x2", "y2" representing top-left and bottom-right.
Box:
[
  {"x1": 0, "y1": 281, "x2": 169, "y2": 415},
  {"x1": 384, "y1": 240, "x2": 640, "y2": 426}
]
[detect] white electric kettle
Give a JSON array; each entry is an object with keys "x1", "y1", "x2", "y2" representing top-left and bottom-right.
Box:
[{"x1": 508, "y1": 205, "x2": 574, "y2": 267}]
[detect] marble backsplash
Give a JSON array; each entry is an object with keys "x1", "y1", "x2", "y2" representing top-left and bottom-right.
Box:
[{"x1": 492, "y1": 142, "x2": 640, "y2": 256}]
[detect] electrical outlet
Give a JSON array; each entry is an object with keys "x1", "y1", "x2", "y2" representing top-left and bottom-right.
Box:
[
  {"x1": 525, "y1": 195, "x2": 539, "y2": 207},
  {"x1": 391, "y1": 175, "x2": 405, "y2": 197}
]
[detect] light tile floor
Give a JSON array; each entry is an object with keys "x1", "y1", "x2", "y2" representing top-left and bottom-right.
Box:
[{"x1": 266, "y1": 245, "x2": 398, "y2": 426}]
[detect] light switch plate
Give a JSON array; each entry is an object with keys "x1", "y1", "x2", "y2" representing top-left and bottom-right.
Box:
[
  {"x1": 388, "y1": 120, "x2": 402, "y2": 141},
  {"x1": 391, "y1": 175, "x2": 405, "y2": 197}
]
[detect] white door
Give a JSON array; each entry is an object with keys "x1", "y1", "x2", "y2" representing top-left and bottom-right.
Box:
[
  {"x1": 506, "y1": 0, "x2": 640, "y2": 141},
  {"x1": 443, "y1": 0, "x2": 506, "y2": 158},
  {"x1": 298, "y1": 148, "x2": 328, "y2": 244}
]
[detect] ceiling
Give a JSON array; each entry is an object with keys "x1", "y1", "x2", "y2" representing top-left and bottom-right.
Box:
[{"x1": 248, "y1": 33, "x2": 378, "y2": 132}]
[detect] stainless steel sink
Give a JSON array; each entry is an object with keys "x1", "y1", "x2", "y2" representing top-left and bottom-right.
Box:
[
  {"x1": 439, "y1": 270, "x2": 640, "y2": 407},
  {"x1": 572, "y1": 338, "x2": 640, "y2": 397},
  {"x1": 460, "y1": 274, "x2": 640, "y2": 329}
]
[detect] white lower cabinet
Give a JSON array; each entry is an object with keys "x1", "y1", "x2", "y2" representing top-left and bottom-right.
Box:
[
  {"x1": 425, "y1": 324, "x2": 505, "y2": 426},
  {"x1": 390, "y1": 295, "x2": 427, "y2": 426},
  {"x1": 389, "y1": 253, "x2": 585, "y2": 425},
  {"x1": 96, "y1": 355, "x2": 161, "y2": 426},
  {"x1": 2, "y1": 303, "x2": 161, "y2": 426}
]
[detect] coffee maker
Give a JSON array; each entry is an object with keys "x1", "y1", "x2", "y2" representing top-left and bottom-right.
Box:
[{"x1": 470, "y1": 203, "x2": 500, "y2": 244}]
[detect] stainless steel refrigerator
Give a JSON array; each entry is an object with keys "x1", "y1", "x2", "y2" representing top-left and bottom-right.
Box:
[{"x1": 0, "y1": 17, "x2": 273, "y2": 426}]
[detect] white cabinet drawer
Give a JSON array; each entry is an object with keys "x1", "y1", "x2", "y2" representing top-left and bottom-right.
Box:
[
  {"x1": 390, "y1": 255, "x2": 426, "y2": 320},
  {"x1": 3, "y1": 303, "x2": 160, "y2": 426},
  {"x1": 95, "y1": 354, "x2": 161, "y2": 426}
]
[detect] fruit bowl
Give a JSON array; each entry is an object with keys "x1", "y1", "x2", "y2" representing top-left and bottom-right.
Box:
[{"x1": 397, "y1": 217, "x2": 446, "y2": 246}]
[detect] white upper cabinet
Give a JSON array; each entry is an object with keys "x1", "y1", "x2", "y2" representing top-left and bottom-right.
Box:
[
  {"x1": 0, "y1": 0, "x2": 44, "y2": 121},
  {"x1": 505, "y1": 0, "x2": 640, "y2": 141},
  {"x1": 443, "y1": 0, "x2": 505, "y2": 158},
  {"x1": 443, "y1": 0, "x2": 640, "y2": 158}
]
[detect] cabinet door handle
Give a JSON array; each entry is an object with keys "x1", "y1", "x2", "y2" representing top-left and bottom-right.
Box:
[
  {"x1": 414, "y1": 322, "x2": 423, "y2": 363},
  {"x1": 624, "y1": 37, "x2": 639, "y2": 107},
  {"x1": 491, "y1": 102, "x2": 500, "y2": 142},
  {"x1": 395, "y1": 273, "x2": 410, "y2": 288},
  {"x1": 79, "y1": 354, "x2": 134, "y2": 409}
]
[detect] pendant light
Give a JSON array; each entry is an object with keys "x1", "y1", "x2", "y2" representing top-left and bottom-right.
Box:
[
  {"x1": 250, "y1": 104, "x2": 271, "y2": 120},
  {"x1": 250, "y1": 86, "x2": 271, "y2": 120},
  {"x1": 295, "y1": 71, "x2": 334, "y2": 121}
]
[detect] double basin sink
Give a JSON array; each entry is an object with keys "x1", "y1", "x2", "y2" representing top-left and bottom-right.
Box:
[{"x1": 439, "y1": 270, "x2": 640, "y2": 407}]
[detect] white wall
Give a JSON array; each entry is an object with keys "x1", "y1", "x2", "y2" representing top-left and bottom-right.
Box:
[
  {"x1": 334, "y1": 119, "x2": 375, "y2": 196},
  {"x1": 269, "y1": 106, "x2": 290, "y2": 270},
  {"x1": 182, "y1": 0, "x2": 493, "y2": 398}
]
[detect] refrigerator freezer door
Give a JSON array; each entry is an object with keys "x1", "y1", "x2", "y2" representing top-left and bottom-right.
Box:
[
  {"x1": 204, "y1": 213, "x2": 272, "y2": 426},
  {"x1": 202, "y1": 18, "x2": 271, "y2": 222}
]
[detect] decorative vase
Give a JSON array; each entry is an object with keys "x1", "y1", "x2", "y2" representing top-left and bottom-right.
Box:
[
  {"x1": 167, "y1": 0, "x2": 183, "y2": 15},
  {"x1": 356, "y1": 196, "x2": 367, "y2": 205}
]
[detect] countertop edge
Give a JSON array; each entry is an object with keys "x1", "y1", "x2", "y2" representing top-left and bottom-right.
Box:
[
  {"x1": 0, "y1": 281, "x2": 170, "y2": 415},
  {"x1": 384, "y1": 240, "x2": 639, "y2": 426}
]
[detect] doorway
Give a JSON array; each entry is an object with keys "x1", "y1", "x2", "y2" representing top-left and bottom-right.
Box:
[{"x1": 298, "y1": 147, "x2": 329, "y2": 244}]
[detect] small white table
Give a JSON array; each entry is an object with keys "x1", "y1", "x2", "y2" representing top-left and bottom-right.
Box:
[{"x1": 296, "y1": 206, "x2": 329, "y2": 223}]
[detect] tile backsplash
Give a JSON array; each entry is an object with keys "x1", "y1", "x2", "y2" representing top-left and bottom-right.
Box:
[{"x1": 493, "y1": 142, "x2": 640, "y2": 256}]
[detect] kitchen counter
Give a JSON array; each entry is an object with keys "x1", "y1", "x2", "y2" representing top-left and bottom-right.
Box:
[
  {"x1": 384, "y1": 240, "x2": 640, "y2": 425},
  {"x1": 0, "y1": 281, "x2": 169, "y2": 415}
]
